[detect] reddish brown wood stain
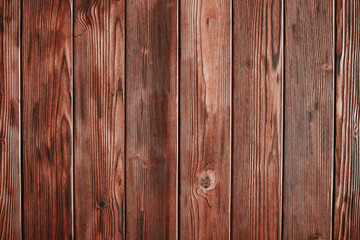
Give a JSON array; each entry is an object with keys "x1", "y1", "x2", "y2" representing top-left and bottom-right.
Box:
[
  {"x1": 180, "y1": 0, "x2": 231, "y2": 239},
  {"x1": 283, "y1": 0, "x2": 334, "y2": 239},
  {"x1": 22, "y1": 0, "x2": 73, "y2": 239},
  {"x1": 125, "y1": 0, "x2": 178, "y2": 239},
  {"x1": 1, "y1": 0, "x2": 360, "y2": 239},
  {"x1": 73, "y1": 0, "x2": 125, "y2": 238},
  {"x1": 334, "y1": 0, "x2": 360, "y2": 239},
  {"x1": 0, "y1": 0, "x2": 21, "y2": 239},
  {"x1": 232, "y1": 0, "x2": 283, "y2": 239}
]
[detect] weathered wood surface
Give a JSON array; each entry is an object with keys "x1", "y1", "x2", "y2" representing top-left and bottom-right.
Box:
[
  {"x1": 0, "y1": 0, "x2": 21, "y2": 239},
  {"x1": 283, "y1": 0, "x2": 334, "y2": 239},
  {"x1": 231, "y1": 0, "x2": 283, "y2": 239},
  {"x1": 334, "y1": 0, "x2": 360, "y2": 239},
  {"x1": 4, "y1": 1, "x2": 360, "y2": 239},
  {"x1": 22, "y1": 0, "x2": 73, "y2": 238},
  {"x1": 125, "y1": 0, "x2": 178, "y2": 239},
  {"x1": 179, "y1": 0, "x2": 231, "y2": 239},
  {"x1": 73, "y1": 0, "x2": 125, "y2": 238}
]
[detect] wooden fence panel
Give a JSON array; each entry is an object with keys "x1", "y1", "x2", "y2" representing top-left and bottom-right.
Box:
[
  {"x1": 22, "y1": 0, "x2": 73, "y2": 238},
  {"x1": 179, "y1": 1, "x2": 231, "y2": 239},
  {"x1": 3, "y1": 1, "x2": 360, "y2": 239},
  {"x1": 0, "y1": 0, "x2": 21, "y2": 238},
  {"x1": 231, "y1": 0, "x2": 283, "y2": 239},
  {"x1": 283, "y1": 0, "x2": 334, "y2": 239},
  {"x1": 73, "y1": 0, "x2": 125, "y2": 238},
  {"x1": 334, "y1": 0, "x2": 360, "y2": 239},
  {"x1": 125, "y1": 0, "x2": 178, "y2": 239}
]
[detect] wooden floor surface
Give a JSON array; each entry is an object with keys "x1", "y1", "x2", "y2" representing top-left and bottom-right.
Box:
[{"x1": 0, "y1": 0, "x2": 359, "y2": 239}]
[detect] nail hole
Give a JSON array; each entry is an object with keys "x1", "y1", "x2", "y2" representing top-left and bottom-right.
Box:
[{"x1": 99, "y1": 201, "x2": 105, "y2": 208}]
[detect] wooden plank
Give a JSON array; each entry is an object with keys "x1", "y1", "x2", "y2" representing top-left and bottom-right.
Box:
[
  {"x1": 73, "y1": 0, "x2": 125, "y2": 238},
  {"x1": 0, "y1": 0, "x2": 21, "y2": 239},
  {"x1": 179, "y1": 0, "x2": 231, "y2": 239},
  {"x1": 334, "y1": 0, "x2": 360, "y2": 238},
  {"x1": 125, "y1": 0, "x2": 177, "y2": 239},
  {"x1": 22, "y1": 0, "x2": 73, "y2": 238},
  {"x1": 283, "y1": 0, "x2": 334, "y2": 239},
  {"x1": 231, "y1": 0, "x2": 283, "y2": 239}
]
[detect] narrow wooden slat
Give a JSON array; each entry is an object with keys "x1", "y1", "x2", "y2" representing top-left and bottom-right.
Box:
[
  {"x1": 283, "y1": 0, "x2": 334, "y2": 239},
  {"x1": 22, "y1": 0, "x2": 73, "y2": 238},
  {"x1": 125, "y1": 0, "x2": 178, "y2": 239},
  {"x1": 334, "y1": 0, "x2": 360, "y2": 238},
  {"x1": 231, "y1": 0, "x2": 283, "y2": 239},
  {"x1": 179, "y1": 1, "x2": 231, "y2": 239},
  {"x1": 0, "y1": 0, "x2": 20, "y2": 239},
  {"x1": 73, "y1": 0, "x2": 125, "y2": 238}
]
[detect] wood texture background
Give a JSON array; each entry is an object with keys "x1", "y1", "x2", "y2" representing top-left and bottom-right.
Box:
[
  {"x1": 334, "y1": 0, "x2": 360, "y2": 239},
  {"x1": 179, "y1": 0, "x2": 231, "y2": 239},
  {"x1": 283, "y1": 0, "x2": 334, "y2": 239},
  {"x1": 74, "y1": 0, "x2": 125, "y2": 238},
  {"x1": 1, "y1": 0, "x2": 360, "y2": 239},
  {"x1": 0, "y1": 0, "x2": 20, "y2": 239},
  {"x1": 125, "y1": 0, "x2": 177, "y2": 239},
  {"x1": 232, "y1": 0, "x2": 283, "y2": 239},
  {"x1": 22, "y1": 0, "x2": 73, "y2": 239}
]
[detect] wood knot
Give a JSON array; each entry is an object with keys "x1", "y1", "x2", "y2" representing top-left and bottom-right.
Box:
[
  {"x1": 198, "y1": 170, "x2": 216, "y2": 191},
  {"x1": 200, "y1": 176, "x2": 211, "y2": 189},
  {"x1": 98, "y1": 201, "x2": 106, "y2": 208}
]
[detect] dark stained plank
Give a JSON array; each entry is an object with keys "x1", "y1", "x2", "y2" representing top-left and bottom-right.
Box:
[
  {"x1": 283, "y1": 0, "x2": 334, "y2": 239},
  {"x1": 179, "y1": 0, "x2": 231, "y2": 239},
  {"x1": 125, "y1": 0, "x2": 178, "y2": 239},
  {"x1": 0, "y1": 0, "x2": 21, "y2": 239},
  {"x1": 22, "y1": 0, "x2": 73, "y2": 239},
  {"x1": 73, "y1": 0, "x2": 125, "y2": 238},
  {"x1": 334, "y1": 0, "x2": 360, "y2": 238},
  {"x1": 231, "y1": 0, "x2": 283, "y2": 239}
]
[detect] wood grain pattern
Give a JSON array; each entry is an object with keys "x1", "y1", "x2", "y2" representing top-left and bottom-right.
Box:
[
  {"x1": 283, "y1": 0, "x2": 334, "y2": 239},
  {"x1": 334, "y1": 0, "x2": 360, "y2": 239},
  {"x1": 179, "y1": 1, "x2": 231, "y2": 239},
  {"x1": 22, "y1": 0, "x2": 73, "y2": 238},
  {"x1": 0, "y1": 0, "x2": 20, "y2": 239},
  {"x1": 231, "y1": 0, "x2": 283, "y2": 239},
  {"x1": 73, "y1": 0, "x2": 125, "y2": 238},
  {"x1": 125, "y1": 0, "x2": 178, "y2": 239},
  {"x1": 3, "y1": 2, "x2": 360, "y2": 239}
]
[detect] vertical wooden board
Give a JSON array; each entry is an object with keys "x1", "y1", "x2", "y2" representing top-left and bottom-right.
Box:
[
  {"x1": 231, "y1": 0, "x2": 283, "y2": 239},
  {"x1": 0, "y1": 0, "x2": 21, "y2": 239},
  {"x1": 73, "y1": 0, "x2": 125, "y2": 238},
  {"x1": 283, "y1": 0, "x2": 334, "y2": 239},
  {"x1": 334, "y1": 0, "x2": 360, "y2": 239},
  {"x1": 179, "y1": 0, "x2": 231, "y2": 239},
  {"x1": 125, "y1": 0, "x2": 177, "y2": 239},
  {"x1": 22, "y1": 0, "x2": 73, "y2": 238}
]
